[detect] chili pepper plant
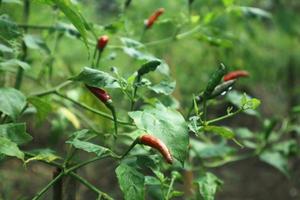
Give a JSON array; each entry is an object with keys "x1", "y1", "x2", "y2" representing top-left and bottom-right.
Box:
[{"x1": 0, "y1": 1, "x2": 299, "y2": 200}]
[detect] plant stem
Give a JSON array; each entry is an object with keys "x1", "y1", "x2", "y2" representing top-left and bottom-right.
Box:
[
  {"x1": 15, "y1": 0, "x2": 30, "y2": 89},
  {"x1": 29, "y1": 80, "x2": 72, "y2": 97},
  {"x1": 108, "y1": 104, "x2": 118, "y2": 139},
  {"x1": 91, "y1": 46, "x2": 97, "y2": 66},
  {"x1": 17, "y1": 24, "x2": 79, "y2": 35},
  {"x1": 96, "y1": 51, "x2": 102, "y2": 68},
  {"x1": 65, "y1": 155, "x2": 116, "y2": 173},
  {"x1": 24, "y1": 152, "x2": 63, "y2": 168},
  {"x1": 69, "y1": 172, "x2": 113, "y2": 200},
  {"x1": 32, "y1": 172, "x2": 64, "y2": 200},
  {"x1": 56, "y1": 92, "x2": 133, "y2": 126},
  {"x1": 121, "y1": 139, "x2": 139, "y2": 159},
  {"x1": 206, "y1": 109, "x2": 243, "y2": 125},
  {"x1": 166, "y1": 175, "x2": 176, "y2": 200},
  {"x1": 131, "y1": 75, "x2": 141, "y2": 110},
  {"x1": 202, "y1": 98, "x2": 207, "y2": 123}
]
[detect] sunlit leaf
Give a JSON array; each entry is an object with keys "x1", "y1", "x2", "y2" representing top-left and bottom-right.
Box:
[
  {"x1": 71, "y1": 67, "x2": 120, "y2": 88},
  {"x1": 129, "y1": 104, "x2": 189, "y2": 164},
  {"x1": 0, "y1": 136, "x2": 24, "y2": 160}
]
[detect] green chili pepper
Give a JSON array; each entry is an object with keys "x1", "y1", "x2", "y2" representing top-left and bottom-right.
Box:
[{"x1": 203, "y1": 63, "x2": 227, "y2": 98}]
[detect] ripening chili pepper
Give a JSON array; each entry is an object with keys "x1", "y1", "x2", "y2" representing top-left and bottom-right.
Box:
[
  {"x1": 223, "y1": 70, "x2": 249, "y2": 82},
  {"x1": 85, "y1": 84, "x2": 118, "y2": 138},
  {"x1": 145, "y1": 8, "x2": 165, "y2": 29},
  {"x1": 97, "y1": 35, "x2": 109, "y2": 51},
  {"x1": 138, "y1": 134, "x2": 173, "y2": 164},
  {"x1": 85, "y1": 85, "x2": 112, "y2": 104}
]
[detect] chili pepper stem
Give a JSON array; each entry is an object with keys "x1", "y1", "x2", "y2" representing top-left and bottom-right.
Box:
[
  {"x1": 91, "y1": 46, "x2": 98, "y2": 67},
  {"x1": 121, "y1": 138, "x2": 139, "y2": 159},
  {"x1": 107, "y1": 103, "x2": 118, "y2": 139},
  {"x1": 131, "y1": 75, "x2": 141, "y2": 110},
  {"x1": 96, "y1": 50, "x2": 103, "y2": 69}
]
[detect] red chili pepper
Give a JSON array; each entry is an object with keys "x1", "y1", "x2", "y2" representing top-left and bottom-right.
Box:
[
  {"x1": 139, "y1": 134, "x2": 173, "y2": 164},
  {"x1": 145, "y1": 8, "x2": 165, "y2": 29},
  {"x1": 223, "y1": 70, "x2": 249, "y2": 82},
  {"x1": 97, "y1": 35, "x2": 109, "y2": 51},
  {"x1": 85, "y1": 85, "x2": 111, "y2": 104}
]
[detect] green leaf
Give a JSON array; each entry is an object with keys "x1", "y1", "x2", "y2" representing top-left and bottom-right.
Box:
[
  {"x1": 236, "y1": 6, "x2": 272, "y2": 19},
  {"x1": 66, "y1": 138, "x2": 111, "y2": 157},
  {"x1": 259, "y1": 151, "x2": 289, "y2": 177},
  {"x1": 25, "y1": 149, "x2": 60, "y2": 164},
  {"x1": 69, "y1": 129, "x2": 91, "y2": 140},
  {"x1": 235, "y1": 128, "x2": 254, "y2": 139},
  {"x1": 148, "y1": 80, "x2": 176, "y2": 95},
  {"x1": 116, "y1": 163, "x2": 145, "y2": 200},
  {"x1": 0, "y1": 136, "x2": 24, "y2": 160},
  {"x1": 0, "y1": 15, "x2": 21, "y2": 40},
  {"x1": 222, "y1": 0, "x2": 234, "y2": 6},
  {"x1": 128, "y1": 104, "x2": 189, "y2": 164},
  {"x1": 120, "y1": 37, "x2": 144, "y2": 48},
  {"x1": 0, "y1": 87, "x2": 26, "y2": 121},
  {"x1": 0, "y1": 123, "x2": 32, "y2": 145},
  {"x1": 197, "y1": 34, "x2": 233, "y2": 48},
  {"x1": 2, "y1": 0, "x2": 23, "y2": 4},
  {"x1": 123, "y1": 47, "x2": 155, "y2": 60},
  {"x1": 226, "y1": 91, "x2": 260, "y2": 115},
  {"x1": 50, "y1": 0, "x2": 90, "y2": 49},
  {"x1": 204, "y1": 126, "x2": 234, "y2": 139},
  {"x1": 292, "y1": 105, "x2": 300, "y2": 113},
  {"x1": 0, "y1": 44, "x2": 13, "y2": 53},
  {"x1": 23, "y1": 34, "x2": 50, "y2": 54},
  {"x1": 137, "y1": 60, "x2": 161, "y2": 76},
  {"x1": 197, "y1": 172, "x2": 223, "y2": 200},
  {"x1": 28, "y1": 96, "x2": 52, "y2": 122},
  {"x1": 0, "y1": 59, "x2": 31, "y2": 70},
  {"x1": 190, "y1": 139, "x2": 235, "y2": 159},
  {"x1": 241, "y1": 93, "x2": 260, "y2": 109},
  {"x1": 71, "y1": 67, "x2": 120, "y2": 88}
]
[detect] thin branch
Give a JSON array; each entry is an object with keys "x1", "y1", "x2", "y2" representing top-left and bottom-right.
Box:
[
  {"x1": 32, "y1": 172, "x2": 64, "y2": 200},
  {"x1": 69, "y1": 172, "x2": 114, "y2": 200},
  {"x1": 206, "y1": 109, "x2": 243, "y2": 125},
  {"x1": 56, "y1": 92, "x2": 133, "y2": 126}
]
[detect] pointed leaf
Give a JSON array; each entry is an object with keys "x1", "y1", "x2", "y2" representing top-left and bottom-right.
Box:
[
  {"x1": 116, "y1": 163, "x2": 145, "y2": 200},
  {"x1": 0, "y1": 123, "x2": 32, "y2": 145},
  {"x1": 128, "y1": 104, "x2": 189, "y2": 164},
  {"x1": 0, "y1": 87, "x2": 26, "y2": 121},
  {"x1": 0, "y1": 136, "x2": 24, "y2": 160},
  {"x1": 204, "y1": 126, "x2": 234, "y2": 139},
  {"x1": 66, "y1": 138, "x2": 111, "y2": 157},
  {"x1": 148, "y1": 80, "x2": 176, "y2": 95},
  {"x1": 259, "y1": 151, "x2": 289, "y2": 177},
  {"x1": 197, "y1": 172, "x2": 223, "y2": 200},
  {"x1": 71, "y1": 67, "x2": 120, "y2": 88}
]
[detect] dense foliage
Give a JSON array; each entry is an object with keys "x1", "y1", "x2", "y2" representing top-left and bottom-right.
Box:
[{"x1": 0, "y1": 0, "x2": 299, "y2": 199}]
